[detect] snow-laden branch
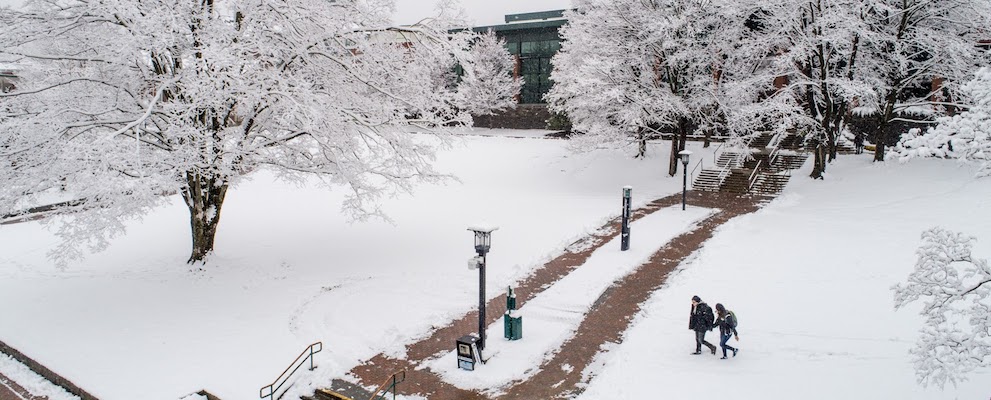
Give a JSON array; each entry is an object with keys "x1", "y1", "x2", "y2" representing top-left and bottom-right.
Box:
[{"x1": 893, "y1": 227, "x2": 991, "y2": 388}]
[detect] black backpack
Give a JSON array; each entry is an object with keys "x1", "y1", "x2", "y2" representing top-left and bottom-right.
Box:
[
  {"x1": 701, "y1": 304, "x2": 715, "y2": 327},
  {"x1": 728, "y1": 310, "x2": 739, "y2": 328}
]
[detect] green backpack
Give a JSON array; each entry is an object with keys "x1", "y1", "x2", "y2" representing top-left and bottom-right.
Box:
[{"x1": 728, "y1": 311, "x2": 738, "y2": 328}]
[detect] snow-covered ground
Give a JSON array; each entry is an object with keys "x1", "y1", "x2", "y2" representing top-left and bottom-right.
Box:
[
  {"x1": 2, "y1": 129, "x2": 988, "y2": 400},
  {"x1": 575, "y1": 156, "x2": 991, "y2": 399},
  {"x1": 0, "y1": 132, "x2": 713, "y2": 400}
]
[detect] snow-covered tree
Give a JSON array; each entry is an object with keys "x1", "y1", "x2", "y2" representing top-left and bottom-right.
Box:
[
  {"x1": 893, "y1": 227, "x2": 991, "y2": 388},
  {"x1": 859, "y1": 0, "x2": 991, "y2": 162},
  {"x1": 547, "y1": 0, "x2": 738, "y2": 175},
  {"x1": 457, "y1": 32, "x2": 522, "y2": 117},
  {"x1": 0, "y1": 0, "x2": 518, "y2": 264},
  {"x1": 895, "y1": 67, "x2": 991, "y2": 177},
  {"x1": 741, "y1": 0, "x2": 876, "y2": 178},
  {"x1": 726, "y1": 0, "x2": 989, "y2": 174}
]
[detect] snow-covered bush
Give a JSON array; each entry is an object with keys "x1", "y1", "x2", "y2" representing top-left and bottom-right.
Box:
[
  {"x1": 895, "y1": 68, "x2": 991, "y2": 177},
  {"x1": 893, "y1": 227, "x2": 991, "y2": 388}
]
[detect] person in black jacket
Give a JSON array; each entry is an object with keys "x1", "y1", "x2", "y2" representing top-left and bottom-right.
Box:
[
  {"x1": 713, "y1": 303, "x2": 739, "y2": 359},
  {"x1": 689, "y1": 295, "x2": 716, "y2": 355}
]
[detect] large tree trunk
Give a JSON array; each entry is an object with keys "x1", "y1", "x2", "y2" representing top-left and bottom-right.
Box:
[
  {"x1": 636, "y1": 130, "x2": 648, "y2": 159},
  {"x1": 668, "y1": 133, "x2": 679, "y2": 177},
  {"x1": 827, "y1": 103, "x2": 845, "y2": 162},
  {"x1": 874, "y1": 89, "x2": 898, "y2": 162},
  {"x1": 875, "y1": 6, "x2": 911, "y2": 163},
  {"x1": 182, "y1": 170, "x2": 229, "y2": 264},
  {"x1": 668, "y1": 117, "x2": 690, "y2": 177},
  {"x1": 810, "y1": 141, "x2": 827, "y2": 179}
]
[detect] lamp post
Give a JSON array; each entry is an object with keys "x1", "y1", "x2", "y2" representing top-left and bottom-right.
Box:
[
  {"x1": 678, "y1": 150, "x2": 692, "y2": 210},
  {"x1": 468, "y1": 226, "x2": 497, "y2": 351}
]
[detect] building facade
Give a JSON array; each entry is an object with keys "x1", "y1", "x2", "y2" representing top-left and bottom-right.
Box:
[{"x1": 470, "y1": 10, "x2": 568, "y2": 130}]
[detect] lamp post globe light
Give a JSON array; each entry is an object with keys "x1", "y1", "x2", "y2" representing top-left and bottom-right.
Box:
[
  {"x1": 468, "y1": 225, "x2": 498, "y2": 352},
  {"x1": 678, "y1": 150, "x2": 692, "y2": 210}
]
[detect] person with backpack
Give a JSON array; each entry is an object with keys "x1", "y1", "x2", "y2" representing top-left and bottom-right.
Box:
[
  {"x1": 689, "y1": 295, "x2": 716, "y2": 355},
  {"x1": 712, "y1": 303, "x2": 739, "y2": 359}
]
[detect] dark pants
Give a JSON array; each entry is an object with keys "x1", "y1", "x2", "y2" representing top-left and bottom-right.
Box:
[
  {"x1": 719, "y1": 333, "x2": 736, "y2": 357},
  {"x1": 695, "y1": 330, "x2": 715, "y2": 352}
]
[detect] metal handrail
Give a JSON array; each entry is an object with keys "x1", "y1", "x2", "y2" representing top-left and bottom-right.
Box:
[
  {"x1": 768, "y1": 147, "x2": 781, "y2": 170},
  {"x1": 368, "y1": 369, "x2": 407, "y2": 400},
  {"x1": 766, "y1": 130, "x2": 785, "y2": 149},
  {"x1": 712, "y1": 149, "x2": 744, "y2": 190},
  {"x1": 690, "y1": 158, "x2": 705, "y2": 182},
  {"x1": 712, "y1": 142, "x2": 725, "y2": 164},
  {"x1": 260, "y1": 342, "x2": 323, "y2": 399},
  {"x1": 747, "y1": 159, "x2": 764, "y2": 191}
]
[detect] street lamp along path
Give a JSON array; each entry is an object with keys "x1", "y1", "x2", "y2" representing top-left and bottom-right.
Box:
[
  {"x1": 678, "y1": 150, "x2": 692, "y2": 210},
  {"x1": 467, "y1": 225, "x2": 498, "y2": 362}
]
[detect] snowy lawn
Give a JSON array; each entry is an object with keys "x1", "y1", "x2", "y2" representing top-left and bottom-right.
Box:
[
  {"x1": 423, "y1": 205, "x2": 715, "y2": 395},
  {"x1": 0, "y1": 132, "x2": 714, "y2": 400},
  {"x1": 575, "y1": 155, "x2": 991, "y2": 399}
]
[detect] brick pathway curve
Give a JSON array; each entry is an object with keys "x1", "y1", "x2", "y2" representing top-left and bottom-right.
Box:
[{"x1": 325, "y1": 191, "x2": 764, "y2": 400}]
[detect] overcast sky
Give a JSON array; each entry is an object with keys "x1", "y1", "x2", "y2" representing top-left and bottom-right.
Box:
[{"x1": 0, "y1": 0, "x2": 572, "y2": 27}]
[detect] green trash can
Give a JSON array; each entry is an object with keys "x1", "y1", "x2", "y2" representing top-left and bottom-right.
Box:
[
  {"x1": 505, "y1": 310, "x2": 522, "y2": 341},
  {"x1": 504, "y1": 287, "x2": 522, "y2": 341}
]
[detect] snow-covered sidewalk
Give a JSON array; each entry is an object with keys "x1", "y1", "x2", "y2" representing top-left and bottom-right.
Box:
[{"x1": 422, "y1": 205, "x2": 716, "y2": 395}]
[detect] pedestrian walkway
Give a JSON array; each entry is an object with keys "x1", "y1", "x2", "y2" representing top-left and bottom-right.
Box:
[{"x1": 329, "y1": 191, "x2": 764, "y2": 399}]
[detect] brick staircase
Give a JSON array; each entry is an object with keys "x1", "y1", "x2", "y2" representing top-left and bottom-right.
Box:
[{"x1": 691, "y1": 131, "x2": 810, "y2": 196}]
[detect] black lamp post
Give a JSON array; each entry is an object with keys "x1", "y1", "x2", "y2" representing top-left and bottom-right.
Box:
[
  {"x1": 468, "y1": 226, "x2": 497, "y2": 351},
  {"x1": 678, "y1": 150, "x2": 692, "y2": 210}
]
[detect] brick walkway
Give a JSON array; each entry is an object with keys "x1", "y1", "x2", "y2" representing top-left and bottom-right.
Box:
[
  {"x1": 326, "y1": 191, "x2": 765, "y2": 400},
  {"x1": 0, "y1": 372, "x2": 45, "y2": 400}
]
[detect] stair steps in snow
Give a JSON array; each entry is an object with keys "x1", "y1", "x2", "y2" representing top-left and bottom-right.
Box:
[{"x1": 692, "y1": 168, "x2": 728, "y2": 192}]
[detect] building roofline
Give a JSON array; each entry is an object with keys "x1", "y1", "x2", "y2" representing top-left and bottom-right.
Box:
[
  {"x1": 504, "y1": 9, "x2": 568, "y2": 23},
  {"x1": 470, "y1": 19, "x2": 567, "y2": 34}
]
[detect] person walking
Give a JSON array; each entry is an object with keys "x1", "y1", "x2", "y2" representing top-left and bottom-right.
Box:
[
  {"x1": 689, "y1": 295, "x2": 716, "y2": 355},
  {"x1": 713, "y1": 303, "x2": 739, "y2": 359},
  {"x1": 853, "y1": 133, "x2": 865, "y2": 154}
]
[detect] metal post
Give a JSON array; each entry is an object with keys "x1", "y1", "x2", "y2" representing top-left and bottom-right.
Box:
[
  {"x1": 621, "y1": 186, "x2": 632, "y2": 251},
  {"x1": 478, "y1": 252, "x2": 487, "y2": 350},
  {"x1": 682, "y1": 166, "x2": 687, "y2": 210}
]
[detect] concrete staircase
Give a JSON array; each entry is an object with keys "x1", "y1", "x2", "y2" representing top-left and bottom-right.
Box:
[{"x1": 691, "y1": 131, "x2": 810, "y2": 196}]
